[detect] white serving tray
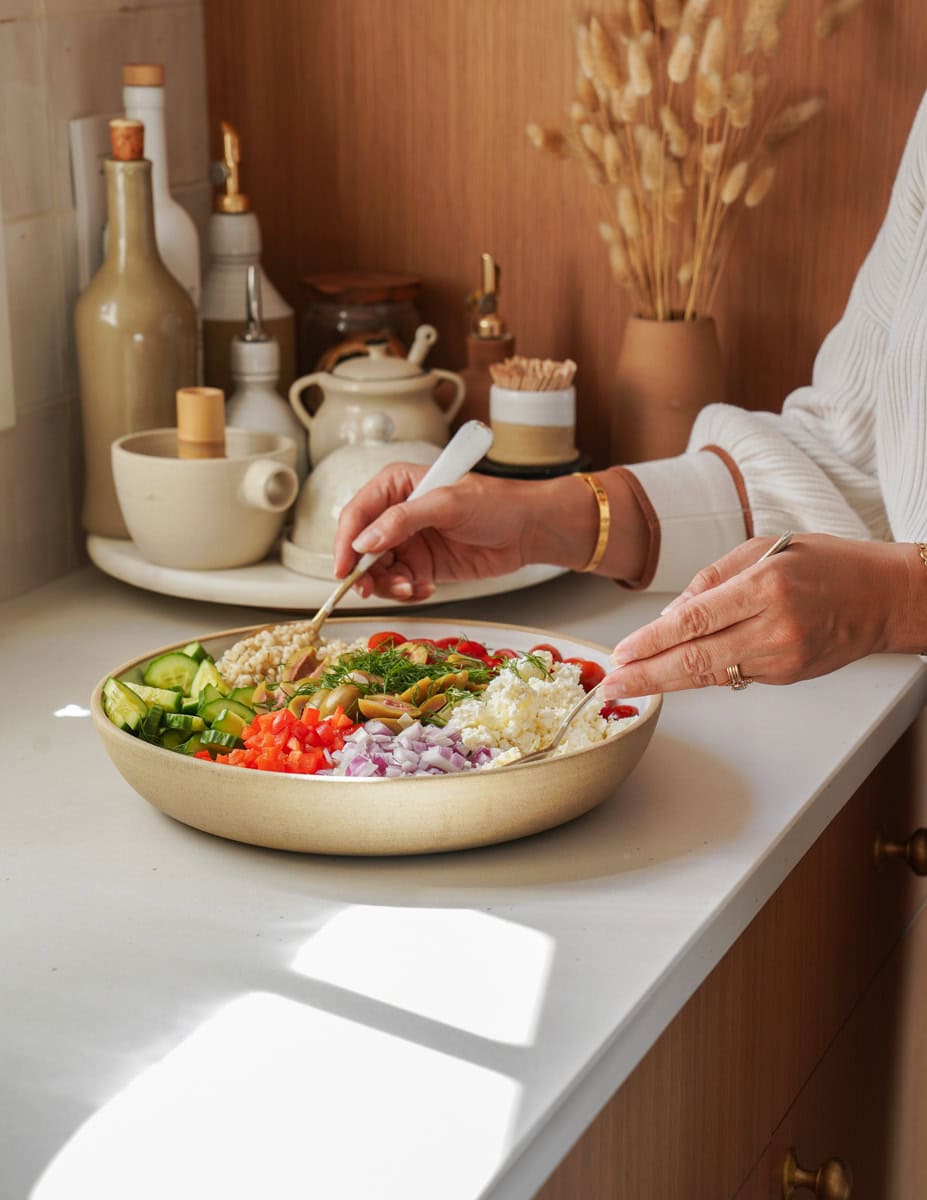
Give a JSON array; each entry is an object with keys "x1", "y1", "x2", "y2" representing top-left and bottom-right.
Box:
[{"x1": 87, "y1": 535, "x2": 567, "y2": 611}]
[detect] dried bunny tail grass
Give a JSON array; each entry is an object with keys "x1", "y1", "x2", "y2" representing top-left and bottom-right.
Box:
[
  {"x1": 598, "y1": 221, "x2": 618, "y2": 244},
  {"x1": 580, "y1": 122, "x2": 605, "y2": 160},
  {"x1": 664, "y1": 159, "x2": 686, "y2": 221},
  {"x1": 589, "y1": 16, "x2": 624, "y2": 90},
  {"x1": 765, "y1": 95, "x2": 825, "y2": 147},
  {"x1": 760, "y1": 20, "x2": 781, "y2": 55},
  {"x1": 742, "y1": 0, "x2": 785, "y2": 54},
  {"x1": 576, "y1": 23, "x2": 596, "y2": 78},
  {"x1": 609, "y1": 239, "x2": 634, "y2": 286},
  {"x1": 682, "y1": 142, "x2": 700, "y2": 185},
  {"x1": 576, "y1": 71, "x2": 600, "y2": 114},
  {"x1": 525, "y1": 123, "x2": 569, "y2": 156},
  {"x1": 628, "y1": 38, "x2": 653, "y2": 97},
  {"x1": 655, "y1": 0, "x2": 683, "y2": 30},
  {"x1": 694, "y1": 72, "x2": 724, "y2": 124},
  {"x1": 745, "y1": 162, "x2": 776, "y2": 206},
  {"x1": 603, "y1": 131, "x2": 625, "y2": 181},
  {"x1": 698, "y1": 17, "x2": 726, "y2": 77},
  {"x1": 720, "y1": 159, "x2": 749, "y2": 204},
  {"x1": 639, "y1": 127, "x2": 664, "y2": 191},
  {"x1": 660, "y1": 104, "x2": 690, "y2": 157},
  {"x1": 817, "y1": 0, "x2": 864, "y2": 38},
  {"x1": 667, "y1": 32, "x2": 695, "y2": 84},
  {"x1": 725, "y1": 71, "x2": 755, "y2": 129},
  {"x1": 629, "y1": 0, "x2": 651, "y2": 37},
  {"x1": 611, "y1": 83, "x2": 640, "y2": 124},
  {"x1": 618, "y1": 186, "x2": 642, "y2": 238},
  {"x1": 679, "y1": 0, "x2": 712, "y2": 45},
  {"x1": 677, "y1": 259, "x2": 695, "y2": 286},
  {"x1": 700, "y1": 139, "x2": 725, "y2": 173}
]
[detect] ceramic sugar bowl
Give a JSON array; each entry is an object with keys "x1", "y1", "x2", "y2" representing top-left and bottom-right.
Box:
[
  {"x1": 281, "y1": 412, "x2": 441, "y2": 579},
  {"x1": 288, "y1": 324, "x2": 465, "y2": 466}
]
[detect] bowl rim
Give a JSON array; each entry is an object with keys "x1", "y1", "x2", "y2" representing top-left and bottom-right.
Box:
[
  {"x1": 91, "y1": 615, "x2": 662, "y2": 784},
  {"x1": 112, "y1": 426, "x2": 297, "y2": 463}
]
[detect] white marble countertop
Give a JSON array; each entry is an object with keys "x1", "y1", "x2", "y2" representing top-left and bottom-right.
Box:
[{"x1": 3, "y1": 566, "x2": 926, "y2": 1200}]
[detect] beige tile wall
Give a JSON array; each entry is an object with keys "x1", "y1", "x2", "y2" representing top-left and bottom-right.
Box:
[{"x1": 0, "y1": 0, "x2": 210, "y2": 601}]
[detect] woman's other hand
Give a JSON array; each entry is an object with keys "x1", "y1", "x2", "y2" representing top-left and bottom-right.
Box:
[{"x1": 602, "y1": 534, "x2": 926, "y2": 696}]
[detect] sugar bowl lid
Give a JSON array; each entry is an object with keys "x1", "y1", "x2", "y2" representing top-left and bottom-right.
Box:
[{"x1": 330, "y1": 324, "x2": 438, "y2": 382}]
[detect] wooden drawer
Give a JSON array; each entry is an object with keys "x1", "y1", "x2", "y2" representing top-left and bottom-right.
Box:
[
  {"x1": 534, "y1": 716, "x2": 927, "y2": 1200},
  {"x1": 736, "y1": 895, "x2": 927, "y2": 1199}
]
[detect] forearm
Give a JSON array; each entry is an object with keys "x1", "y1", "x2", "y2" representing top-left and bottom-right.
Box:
[{"x1": 521, "y1": 469, "x2": 650, "y2": 582}]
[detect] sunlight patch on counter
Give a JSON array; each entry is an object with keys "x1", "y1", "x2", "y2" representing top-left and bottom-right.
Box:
[
  {"x1": 31, "y1": 992, "x2": 520, "y2": 1200},
  {"x1": 291, "y1": 905, "x2": 554, "y2": 1046},
  {"x1": 53, "y1": 704, "x2": 91, "y2": 718}
]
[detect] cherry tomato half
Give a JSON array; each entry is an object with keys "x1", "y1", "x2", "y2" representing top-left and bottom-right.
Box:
[
  {"x1": 368, "y1": 631, "x2": 405, "y2": 651},
  {"x1": 492, "y1": 648, "x2": 518, "y2": 659},
  {"x1": 564, "y1": 657, "x2": 606, "y2": 692},
  {"x1": 435, "y1": 636, "x2": 463, "y2": 649},
  {"x1": 601, "y1": 701, "x2": 639, "y2": 720},
  {"x1": 454, "y1": 639, "x2": 488, "y2": 659},
  {"x1": 530, "y1": 642, "x2": 563, "y2": 662}
]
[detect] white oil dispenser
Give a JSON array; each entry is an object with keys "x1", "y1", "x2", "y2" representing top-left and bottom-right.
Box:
[{"x1": 226, "y1": 266, "x2": 308, "y2": 483}]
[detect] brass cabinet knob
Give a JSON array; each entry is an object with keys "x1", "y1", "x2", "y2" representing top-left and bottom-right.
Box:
[
  {"x1": 782, "y1": 1148, "x2": 852, "y2": 1199},
  {"x1": 874, "y1": 828, "x2": 927, "y2": 874}
]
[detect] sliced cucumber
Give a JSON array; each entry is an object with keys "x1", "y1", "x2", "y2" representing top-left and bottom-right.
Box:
[
  {"x1": 230, "y1": 686, "x2": 255, "y2": 705},
  {"x1": 210, "y1": 708, "x2": 247, "y2": 738},
  {"x1": 125, "y1": 681, "x2": 183, "y2": 713},
  {"x1": 180, "y1": 732, "x2": 211, "y2": 756},
  {"x1": 143, "y1": 651, "x2": 199, "y2": 693},
  {"x1": 181, "y1": 695, "x2": 200, "y2": 714},
  {"x1": 190, "y1": 659, "x2": 227, "y2": 699},
  {"x1": 181, "y1": 640, "x2": 210, "y2": 664},
  {"x1": 140, "y1": 704, "x2": 165, "y2": 741},
  {"x1": 159, "y1": 728, "x2": 191, "y2": 750},
  {"x1": 102, "y1": 677, "x2": 148, "y2": 732},
  {"x1": 197, "y1": 697, "x2": 256, "y2": 725},
  {"x1": 198, "y1": 683, "x2": 225, "y2": 706},
  {"x1": 162, "y1": 712, "x2": 206, "y2": 732},
  {"x1": 200, "y1": 729, "x2": 243, "y2": 751}
]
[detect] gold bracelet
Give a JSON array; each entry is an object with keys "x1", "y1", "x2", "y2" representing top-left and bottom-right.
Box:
[
  {"x1": 918, "y1": 543, "x2": 927, "y2": 572},
  {"x1": 574, "y1": 472, "x2": 611, "y2": 573}
]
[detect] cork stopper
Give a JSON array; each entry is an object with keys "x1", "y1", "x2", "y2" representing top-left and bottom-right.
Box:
[
  {"x1": 109, "y1": 118, "x2": 144, "y2": 162},
  {"x1": 123, "y1": 63, "x2": 164, "y2": 87},
  {"x1": 176, "y1": 387, "x2": 226, "y2": 459}
]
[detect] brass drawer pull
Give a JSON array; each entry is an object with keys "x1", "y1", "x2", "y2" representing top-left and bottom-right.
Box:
[
  {"x1": 782, "y1": 1148, "x2": 852, "y2": 1198},
  {"x1": 874, "y1": 828, "x2": 927, "y2": 874}
]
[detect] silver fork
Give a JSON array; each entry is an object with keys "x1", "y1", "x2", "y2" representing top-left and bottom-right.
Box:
[{"x1": 499, "y1": 683, "x2": 606, "y2": 768}]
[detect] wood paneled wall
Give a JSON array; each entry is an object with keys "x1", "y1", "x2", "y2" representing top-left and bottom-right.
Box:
[{"x1": 203, "y1": 0, "x2": 927, "y2": 467}]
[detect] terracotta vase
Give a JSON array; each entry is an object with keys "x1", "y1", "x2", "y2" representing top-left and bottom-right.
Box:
[{"x1": 612, "y1": 315, "x2": 725, "y2": 465}]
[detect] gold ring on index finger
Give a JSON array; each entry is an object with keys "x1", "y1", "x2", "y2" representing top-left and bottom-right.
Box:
[{"x1": 726, "y1": 664, "x2": 752, "y2": 690}]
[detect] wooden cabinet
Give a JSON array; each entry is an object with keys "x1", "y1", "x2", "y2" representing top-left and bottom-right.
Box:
[{"x1": 534, "y1": 716, "x2": 927, "y2": 1200}]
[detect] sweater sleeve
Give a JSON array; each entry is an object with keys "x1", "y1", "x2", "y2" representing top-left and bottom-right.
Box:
[{"x1": 622, "y1": 90, "x2": 927, "y2": 593}]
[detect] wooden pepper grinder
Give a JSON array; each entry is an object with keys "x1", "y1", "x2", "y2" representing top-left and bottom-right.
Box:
[{"x1": 456, "y1": 252, "x2": 516, "y2": 428}]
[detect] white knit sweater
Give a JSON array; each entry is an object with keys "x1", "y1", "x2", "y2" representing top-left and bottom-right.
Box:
[{"x1": 625, "y1": 90, "x2": 927, "y2": 593}]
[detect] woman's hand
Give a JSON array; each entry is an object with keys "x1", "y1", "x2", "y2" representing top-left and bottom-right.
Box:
[
  {"x1": 601, "y1": 533, "x2": 926, "y2": 697},
  {"x1": 332, "y1": 467, "x2": 560, "y2": 601}
]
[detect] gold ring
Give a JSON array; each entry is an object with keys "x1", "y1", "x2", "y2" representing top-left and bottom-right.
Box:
[{"x1": 726, "y1": 664, "x2": 751, "y2": 690}]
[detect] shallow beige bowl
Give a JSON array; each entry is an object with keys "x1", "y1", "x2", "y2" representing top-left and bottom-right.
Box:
[{"x1": 91, "y1": 618, "x2": 661, "y2": 857}]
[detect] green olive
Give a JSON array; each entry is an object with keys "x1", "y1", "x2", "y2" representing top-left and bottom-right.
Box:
[
  {"x1": 287, "y1": 694, "x2": 314, "y2": 718},
  {"x1": 396, "y1": 641, "x2": 429, "y2": 665},
  {"x1": 357, "y1": 694, "x2": 421, "y2": 721},
  {"x1": 318, "y1": 684, "x2": 362, "y2": 718},
  {"x1": 346, "y1": 670, "x2": 384, "y2": 688},
  {"x1": 305, "y1": 688, "x2": 330, "y2": 713},
  {"x1": 419, "y1": 693, "x2": 449, "y2": 716},
  {"x1": 399, "y1": 678, "x2": 433, "y2": 706},
  {"x1": 432, "y1": 670, "x2": 469, "y2": 693}
]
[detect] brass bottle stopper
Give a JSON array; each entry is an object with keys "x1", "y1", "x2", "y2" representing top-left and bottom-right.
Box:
[
  {"x1": 469, "y1": 252, "x2": 508, "y2": 339},
  {"x1": 214, "y1": 120, "x2": 249, "y2": 213}
]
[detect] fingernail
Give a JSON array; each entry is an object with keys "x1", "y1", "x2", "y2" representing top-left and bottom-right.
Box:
[
  {"x1": 660, "y1": 592, "x2": 689, "y2": 616},
  {"x1": 353, "y1": 528, "x2": 383, "y2": 553},
  {"x1": 601, "y1": 673, "x2": 623, "y2": 701},
  {"x1": 391, "y1": 579, "x2": 413, "y2": 597}
]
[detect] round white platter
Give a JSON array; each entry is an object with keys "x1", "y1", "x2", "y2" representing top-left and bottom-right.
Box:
[{"x1": 87, "y1": 535, "x2": 568, "y2": 612}]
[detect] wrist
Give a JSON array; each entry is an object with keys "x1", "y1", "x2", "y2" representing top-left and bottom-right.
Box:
[
  {"x1": 888, "y1": 542, "x2": 927, "y2": 655},
  {"x1": 520, "y1": 469, "x2": 650, "y2": 581}
]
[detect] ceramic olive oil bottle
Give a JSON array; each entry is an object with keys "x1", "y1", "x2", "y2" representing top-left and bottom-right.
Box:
[{"x1": 76, "y1": 118, "x2": 197, "y2": 538}]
